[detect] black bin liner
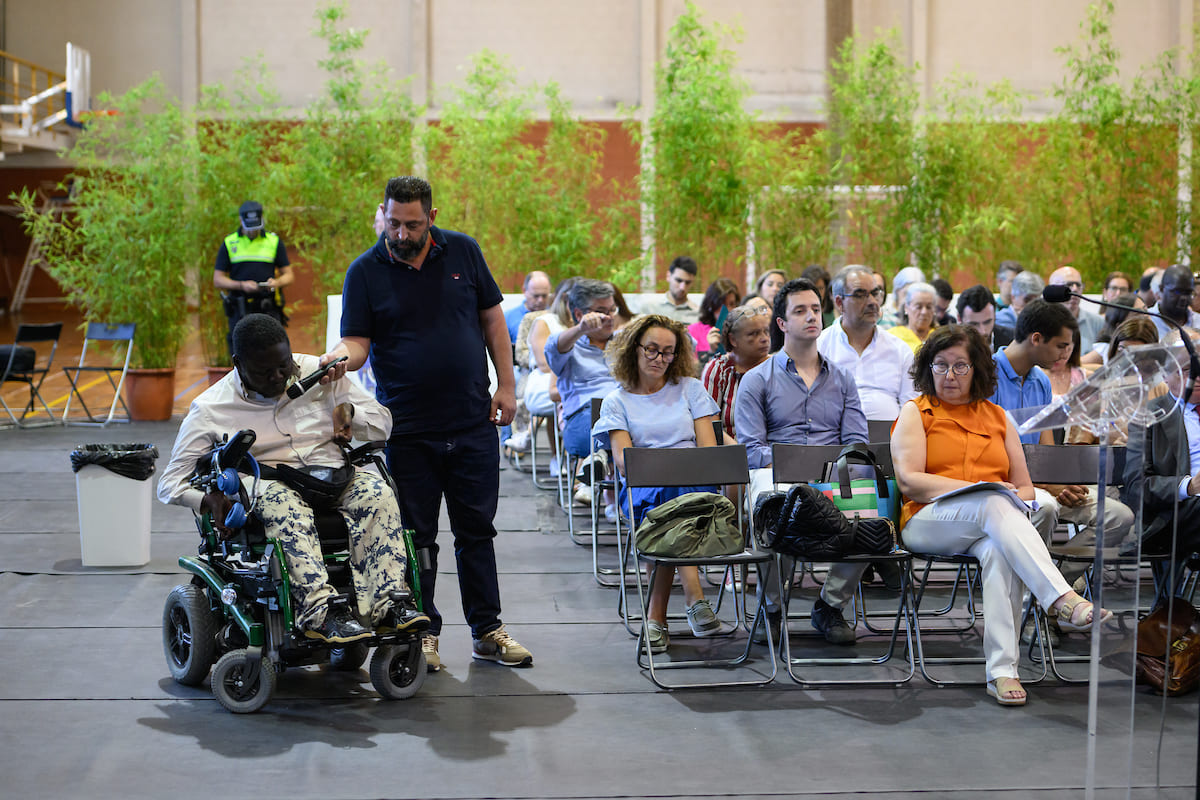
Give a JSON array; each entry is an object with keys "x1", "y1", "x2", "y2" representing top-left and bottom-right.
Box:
[{"x1": 70, "y1": 443, "x2": 159, "y2": 481}]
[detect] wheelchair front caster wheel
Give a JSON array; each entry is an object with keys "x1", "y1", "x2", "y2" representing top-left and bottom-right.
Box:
[
  {"x1": 329, "y1": 642, "x2": 370, "y2": 672},
  {"x1": 211, "y1": 649, "x2": 275, "y2": 713},
  {"x1": 370, "y1": 641, "x2": 426, "y2": 700}
]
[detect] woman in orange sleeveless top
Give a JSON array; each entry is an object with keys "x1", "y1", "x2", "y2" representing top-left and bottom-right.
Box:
[{"x1": 891, "y1": 325, "x2": 1110, "y2": 707}]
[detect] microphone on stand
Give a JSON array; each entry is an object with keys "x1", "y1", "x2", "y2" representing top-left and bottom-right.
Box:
[{"x1": 1041, "y1": 285, "x2": 1200, "y2": 392}]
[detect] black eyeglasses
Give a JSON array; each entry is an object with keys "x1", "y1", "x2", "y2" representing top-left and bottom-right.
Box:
[
  {"x1": 841, "y1": 288, "x2": 886, "y2": 302},
  {"x1": 638, "y1": 344, "x2": 676, "y2": 362}
]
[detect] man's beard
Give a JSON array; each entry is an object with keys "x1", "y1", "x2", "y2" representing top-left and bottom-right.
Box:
[{"x1": 388, "y1": 228, "x2": 428, "y2": 259}]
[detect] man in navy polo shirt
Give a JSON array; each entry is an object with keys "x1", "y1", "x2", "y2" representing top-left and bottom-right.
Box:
[{"x1": 321, "y1": 176, "x2": 531, "y2": 672}]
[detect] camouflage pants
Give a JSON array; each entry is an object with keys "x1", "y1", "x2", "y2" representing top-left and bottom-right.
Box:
[{"x1": 256, "y1": 470, "x2": 408, "y2": 630}]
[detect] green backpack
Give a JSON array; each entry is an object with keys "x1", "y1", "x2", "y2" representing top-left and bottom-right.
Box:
[{"x1": 635, "y1": 492, "x2": 743, "y2": 558}]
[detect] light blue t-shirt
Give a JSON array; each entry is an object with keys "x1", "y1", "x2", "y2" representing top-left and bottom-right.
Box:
[
  {"x1": 592, "y1": 377, "x2": 719, "y2": 448},
  {"x1": 545, "y1": 330, "x2": 621, "y2": 419}
]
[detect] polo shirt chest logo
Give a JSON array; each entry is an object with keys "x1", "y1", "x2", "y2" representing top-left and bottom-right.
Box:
[{"x1": 452, "y1": 273, "x2": 461, "y2": 280}]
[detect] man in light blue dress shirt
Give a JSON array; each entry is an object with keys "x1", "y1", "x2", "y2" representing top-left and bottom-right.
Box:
[{"x1": 735, "y1": 277, "x2": 868, "y2": 645}]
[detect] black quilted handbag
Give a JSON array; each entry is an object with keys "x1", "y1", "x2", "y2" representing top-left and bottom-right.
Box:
[{"x1": 770, "y1": 483, "x2": 856, "y2": 559}]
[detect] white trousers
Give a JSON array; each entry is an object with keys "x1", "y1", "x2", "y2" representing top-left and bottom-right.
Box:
[{"x1": 900, "y1": 489, "x2": 1071, "y2": 681}]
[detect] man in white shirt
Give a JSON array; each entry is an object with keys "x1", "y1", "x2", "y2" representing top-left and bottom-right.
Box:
[
  {"x1": 817, "y1": 265, "x2": 918, "y2": 600},
  {"x1": 158, "y1": 314, "x2": 425, "y2": 644},
  {"x1": 818, "y1": 265, "x2": 917, "y2": 420}
]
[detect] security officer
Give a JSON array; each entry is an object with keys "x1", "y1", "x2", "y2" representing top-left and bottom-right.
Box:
[{"x1": 213, "y1": 200, "x2": 293, "y2": 356}]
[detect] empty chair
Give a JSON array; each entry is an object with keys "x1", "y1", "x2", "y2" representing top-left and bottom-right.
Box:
[
  {"x1": 62, "y1": 322, "x2": 136, "y2": 426},
  {"x1": 1, "y1": 322, "x2": 63, "y2": 427}
]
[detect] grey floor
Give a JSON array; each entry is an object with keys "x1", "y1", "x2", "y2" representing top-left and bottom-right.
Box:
[{"x1": 1, "y1": 421, "x2": 1196, "y2": 800}]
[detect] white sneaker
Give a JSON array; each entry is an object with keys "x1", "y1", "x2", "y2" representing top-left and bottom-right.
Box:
[
  {"x1": 575, "y1": 450, "x2": 610, "y2": 483},
  {"x1": 504, "y1": 430, "x2": 531, "y2": 453},
  {"x1": 604, "y1": 503, "x2": 618, "y2": 524},
  {"x1": 573, "y1": 484, "x2": 594, "y2": 506}
]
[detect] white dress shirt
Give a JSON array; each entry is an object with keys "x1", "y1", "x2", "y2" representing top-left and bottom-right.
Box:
[
  {"x1": 158, "y1": 353, "x2": 392, "y2": 511},
  {"x1": 817, "y1": 320, "x2": 917, "y2": 420}
]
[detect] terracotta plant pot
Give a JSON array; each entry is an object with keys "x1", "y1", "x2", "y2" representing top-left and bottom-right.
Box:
[
  {"x1": 124, "y1": 368, "x2": 176, "y2": 421},
  {"x1": 206, "y1": 366, "x2": 233, "y2": 386}
]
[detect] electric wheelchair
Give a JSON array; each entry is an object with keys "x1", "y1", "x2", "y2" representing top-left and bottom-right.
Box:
[{"x1": 162, "y1": 429, "x2": 429, "y2": 713}]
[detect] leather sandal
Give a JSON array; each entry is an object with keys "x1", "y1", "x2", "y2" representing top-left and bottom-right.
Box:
[
  {"x1": 1054, "y1": 596, "x2": 1113, "y2": 633},
  {"x1": 987, "y1": 677, "x2": 1027, "y2": 707}
]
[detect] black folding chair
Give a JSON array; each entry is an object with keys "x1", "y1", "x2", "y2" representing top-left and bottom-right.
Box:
[
  {"x1": 626, "y1": 444, "x2": 778, "y2": 688},
  {"x1": 62, "y1": 322, "x2": 136, "y2": 426},
  {"x1": 769, "y1": 442, "x2": 916, "y2": 686},
  {"x1": 1, "y1": 322, "x2": 63, "y2": 427}
]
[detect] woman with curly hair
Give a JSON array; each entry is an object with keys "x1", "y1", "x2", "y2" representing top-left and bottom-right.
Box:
[{"x1": 593, "y1": 314, "x2": 724, "y2": 653}]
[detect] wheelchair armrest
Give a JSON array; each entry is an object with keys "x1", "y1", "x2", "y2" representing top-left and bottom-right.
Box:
[{"x1": 346, "y1": 440, "x2": 387, "y2": 466}]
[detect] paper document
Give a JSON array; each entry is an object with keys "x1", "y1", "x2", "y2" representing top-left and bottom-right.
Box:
[{"x1": 930, "y1": 481, "x2": 1038, "y2": 512}]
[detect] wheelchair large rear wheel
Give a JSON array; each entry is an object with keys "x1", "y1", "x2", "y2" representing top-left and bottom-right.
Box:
[
  {"x1": 370, "y1": 641, "x2": 426, "y2": 700},
  {"x1": 162, "y1": 584, "x2": 220, "y2": 686},
  {"x1": 211, "y1": 649, "x2": 275, "y2": 713}
]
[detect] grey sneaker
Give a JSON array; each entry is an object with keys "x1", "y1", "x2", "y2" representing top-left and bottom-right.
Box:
[
  {"x1": 811, "y1": 597, "x2": 856, "y2": 645},
  {"x1": 686, "y1": 599, "x2": 722, "y2": 637},
  {"x1": 644, "y1": 620, "x2": 669, "y2": 654},
  {"x1": 472, "y1": 624, "x2": 533, "y2": 667},
  {"x1": 421, "y1": 634, "x2": 442, "y2": 672}
]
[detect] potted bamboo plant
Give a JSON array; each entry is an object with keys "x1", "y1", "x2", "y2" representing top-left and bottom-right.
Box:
[{"x1": 16, "y1": 76, "x2": 201, "y2": 420}]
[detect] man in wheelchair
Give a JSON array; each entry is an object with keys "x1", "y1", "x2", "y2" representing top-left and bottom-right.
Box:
[{"x1": 158, "y1": 314, "x2": 427, "y2": 644}]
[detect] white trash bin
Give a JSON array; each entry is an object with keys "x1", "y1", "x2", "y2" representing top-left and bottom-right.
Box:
[{"x1": 72, "y1": 444, "x2": 156, "y2": 567}]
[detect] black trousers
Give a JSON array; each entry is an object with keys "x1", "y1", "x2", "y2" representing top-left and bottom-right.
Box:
[{"x1": 386, "y1": 421, "x2": 503, "y2": 639}]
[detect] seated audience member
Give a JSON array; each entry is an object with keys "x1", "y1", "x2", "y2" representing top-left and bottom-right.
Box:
[
  {"x1": 688, "y1": 278, "x2": 740, "y2": 364},
  {"x1": 1138, "y1": 267, "x2": 1163, "y2": 308},
  {"x1": 892, "y1": 324, "x2": 1111, "y2": 706},
  {"x1": 1080, "y1": 292, "x2": 1141, "y2": 366},
  {"x1": 956, "y1": 284, "x2": 1014, "y2": 352},
  {"x1": 609, "y1": 283, "x2": 636, "y2": 330},
  {"x1": 734, "y1": 278, "x2": 868, "y2": 646},
  {"x1": 995, "y1": 260, "x2": 1023, "y2": 312},
  {"x1": 744, "y1": 295, "x2": 773, "y2": 315},
  {"x1": 502, "y1": 271, "x2": 553, "y2": 455},
  {"x1": 818, "y1": 264, "x2": 917, "y2": 591},
  {"x1": 996, "y1": 270, "x2": 1043, "y2": 330},
  {"x1": 594, "y1": 315, "x2": 724, "y2": 652},
  {"x1": 1068, "y1": 317, "x2": 1160, "y2": 447},
  {"x1": 158, "y1": 314, "x2": 424, "y2": 643},
  {"x1": 992, "y1": 301, "x2": 1134, "y2": 588},
  {"x1": 932, "y1": 278, "x2": 956, "y2": 327},
  {"x1": 545, "y1": 279, "x2": 621, "y2": 504},
  {"x1": 1046, "y1": 326, "x2": 1089, "y2": 399},
  {"x1": 1122, "y1": 330, "x2": 1200, "y2": 570},
  {"x1": 1102, "y1": 270, "x2": 1133, "y2": 301},
  {"x1": 1147, "y1": 265, "x2": 1199, "y2": 341},
  {"x1": 801, "y1": 265, "x2": 835, "y2": 328},
  {"x1": 750, "y1": 269, "x2": 787, "y2": 309},
  {"x1": 879, "y1": 267, "x2": 925, "y2": 331},
  {"x1": 509, "y1": 277, "x2": 573, "y2": 453},
  {"x1": 645, "y1": 255, "x2": 699, "y2": 322},
  {"x1": 701, "y1": 304, "x2": 772, "y2": 444},
  {"x1": 888, "y1": 281, "x2": 939, "y2": 354},
  {"x1": 1048, "y1": 266, "x2": 1104, "y2": 353}
]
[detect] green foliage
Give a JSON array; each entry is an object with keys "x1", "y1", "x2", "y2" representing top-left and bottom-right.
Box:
[
  {"x1": 749, "y1": 127, "x2": 838, "y2": 273},
  {"x1": 634, "y1": 1, "x2": 757, "y2": 284},
  {"x1": 423, "y1": 50, "x2": 638, "y2": 288},
  {"x1": 1040, "y1": 0, "x2": 1185, "y2": 282},
  {"x1": 278, "y1": 0, "x2": 416, "y2": 340},
  {"x1": 15, "y1": 76, "x2": 197, "y2": 368}
]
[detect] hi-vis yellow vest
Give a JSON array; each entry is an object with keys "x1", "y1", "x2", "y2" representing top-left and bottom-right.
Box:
[{"x1": 224, "y1": 231, "x2": 280, "y2": 263}]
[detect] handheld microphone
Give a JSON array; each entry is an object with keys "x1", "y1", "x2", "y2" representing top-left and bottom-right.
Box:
[
  {"x1": 1040, "y1": 285, "x2": 1200, "y2": 390},
  {"x1": 286, "y1": 356, "x2": 348, "y2": 400}
]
